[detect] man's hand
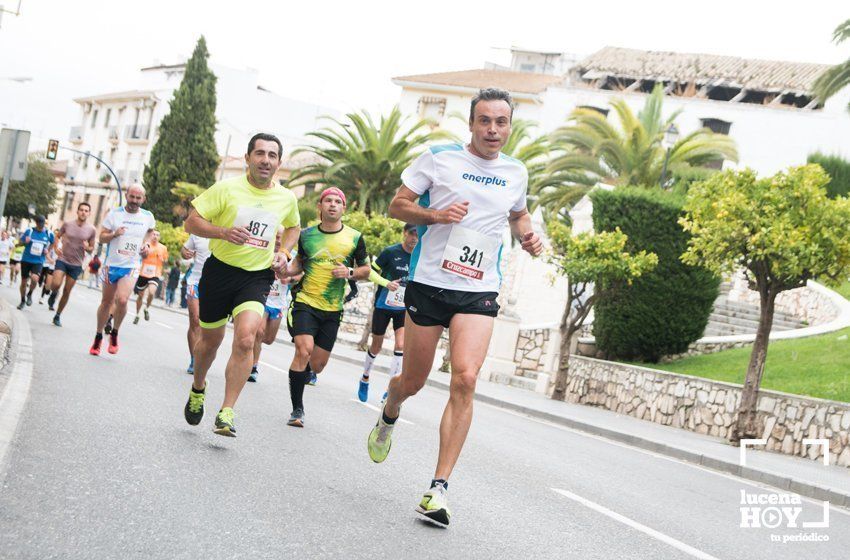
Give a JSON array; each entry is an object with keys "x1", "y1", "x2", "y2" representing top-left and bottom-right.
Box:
[
  {"x1": 140, "y1": 243, "x2": 151, "y2": 258},
  {"x1": 331, "y1": 262, "x2": 351, "y2": 279},
  {"x1": 271, "y1": 252, "x2": 290, "y2": 273},
  {"x1": 54, "y1": 246, "x2": 64, "y2": 259},
  {"x1": 520, "y1": 231, "x2": 543, "y2": 257},
  {"x1": 115, "y1": 226, "x2": 127, "y2": 237},
  {"x1": 386, "y1": 280, "x2": 400, "y2": 292},
  {"x1": 434, "y1": 201, "x2": 469, "y2": 224},
  {"x1": 23, "y1": 236, "x2": 31, "y2": 245},
  {"x1": 223, "y1": 226, "x2": 251, "y2": 245}
]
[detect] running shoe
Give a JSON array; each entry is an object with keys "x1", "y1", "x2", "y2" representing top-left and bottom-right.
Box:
[
  {"x1": 104, "y1": 315, "x2": 113, "y2": 335},
  {"x1": 248, "y1": 366, "x2": 258, "y2": 383},
  {"x1": 16, "y1": 301, "x2": 25, "y2": 310},
  {"x1": 108, "y1": 331, "x2": 119, "y2": 354},
  {"x1": 48, "y1": 292, "x2": 57, "y2": 309},
  {"x1": 184, "y1": 384, "x2": 206, "y2": 425},
  {"x1": 52, "y1": 314, "x2": 61, "y2": 327},
  {"x1": 415, "y1": 484, "x2": 451, "y2": 527},
  {"x1": 186, "y1": 357, "x2": 194, "y2": 375},
  {"x1": 144, "y1": 309, "x2": 150, "y2": 321},
  {"x1": 307, "y1": 372, "x2": 317, "y2": 386},
  {"x1": 133, "y1": 315, "x2": 140, "y2": 325},
  {"x1": 367, "y1": 408, "x2": 396, "y2": 463},
  {"x1": 38, "y1": 297, "x2": 44, "y2": 305},
  {"x1": 358, "y1": 379, "x2": 369, "y2": 402},
  {"x1": 26, "y1": 293, "x2": 32, "y2": 306},
  {"x1": 381, "y1": 391, "x2": 388, "y2": 404},
  {"x1": 287, "y1": 407, "x2": 305, "y2": 428},
  {"x1": 213, "y1": 407, "x2": 236, "y2": 437},
  {"x1": 89, "y1": 334, "x2": 103, "y2": 356}
]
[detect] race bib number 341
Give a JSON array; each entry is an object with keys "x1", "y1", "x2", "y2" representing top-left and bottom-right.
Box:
[
  {"x1": 235, "y1": 207, "x2": 278, "y2": 249},
  {"x1": 440, "y1": 226, "x2": 500, "y2": 281}
]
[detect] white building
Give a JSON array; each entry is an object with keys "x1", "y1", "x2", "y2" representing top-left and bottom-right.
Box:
[
  {"x1": 394, "y1": 46, "x2": 850, "y2": 175},
  {"x1": 60, "y1": 62, "x2": 335, "y2": 225}
]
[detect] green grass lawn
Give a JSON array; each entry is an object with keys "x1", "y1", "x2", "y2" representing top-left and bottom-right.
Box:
[
  {"x1": 833, "y1": 279, "x2": 850, "y2": 301},
  {"x1": 640, "y1": 327, "x2": 850, "y2": 402}
]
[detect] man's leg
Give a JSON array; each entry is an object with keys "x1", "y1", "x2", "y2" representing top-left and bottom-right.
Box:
[
  {"x1": 96, "y1": 280, "x2": 119, "y2": 331},
  {"x1": 26, "y1": 272, "x2": 39, "y2": 298},
  {"x1": 383, "y1": 317, "x2": 443, "y2": 419},
  {"x1": 186, "y1": 296, "x2": 201, "y2": 370},
  {"x1": 262, "y1": 317, "x2": 282, "y2": 345},
  {"x1": 287, "y1": 334, "x2": 315, "y2": 425},
  {"x1": 434, "y1": 314, "x2": 493, "y2": 481},
  {"x1": 221, "y1": 310, "x2": 263, "y2": 409},
  {"x1": 134, "y1": 284, "x2": 145, "y2": 316},
  {"x1": 110, "y1": 277, "x2": 134, "y2": 330},
  {"x1": 18, "y1": 268, "x2": 28, "y2": 302},
  {"x1": 145, "y1": 283, "x2": 155, "y2": 309},
  {"x1": 56, "y1": 276, "x2": 77, "y2": 314},
  {"x1": 192, "y1": 325, "x2": 226, "y2": 391}
]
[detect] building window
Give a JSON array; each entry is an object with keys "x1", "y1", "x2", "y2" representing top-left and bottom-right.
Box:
[
  {"x1": 90, "y1": 109, "x2": 99, "y2": 129},
  {"x1": 700, "y1": 118, "x2": 732, "y2": 135},
  {"x1": 520, "y1": 63, "x2": 536, "y2": 73},
  {"x1": 579, "y1": 105, "x2": 609, "y2": 117},
  {"x1": 418, "y1": 96, "x2": 447, "y2": 121},
  {"x1": 104, "y1": 108, "x2": 111, "y2": 128}
]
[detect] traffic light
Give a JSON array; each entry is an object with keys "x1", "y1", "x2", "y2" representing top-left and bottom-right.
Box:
[{"x1": 46, "y1": 139, "x2": 59, "y2": 160}]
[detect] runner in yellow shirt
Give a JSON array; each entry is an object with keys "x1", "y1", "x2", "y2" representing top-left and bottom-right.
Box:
[{"x1": 182, "y1": 133, "x2": 300, "y2": 437}]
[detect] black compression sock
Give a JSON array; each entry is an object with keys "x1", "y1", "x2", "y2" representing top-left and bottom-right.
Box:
[
  {"x1": 191, "y1": 384, "x2": 205, "y2": 394},
  {"x1": 288, "y1": 368, "x2": 311, "y2": 410},
  {"x1": 382, "y1": 409, "x2": 397, "y2": 425},
  {"x1": 431, "y1": 479, "x2": 448, "y2": 490},
  {"x1": 94, "y1": 332, "x2": 103, "y2": 339}
]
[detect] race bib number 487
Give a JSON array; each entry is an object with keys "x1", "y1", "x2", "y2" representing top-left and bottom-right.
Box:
[
  {"x1": 235, "y1": 207, "x2": 278, "y2": 249},
  {"x1": 440, "y1": 226, "x2": 500, "y2": 281}
]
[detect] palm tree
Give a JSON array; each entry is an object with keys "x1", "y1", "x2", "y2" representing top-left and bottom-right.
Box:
[
  {"x1": 547, "y1": 84, "x2": 738, "y2": 192},
  {"x1": 812, "y1": 19, "x2": 850, "y2": 112},
  {"x1": 287, "y1": 107, "x2": 454, "y2": 215}
]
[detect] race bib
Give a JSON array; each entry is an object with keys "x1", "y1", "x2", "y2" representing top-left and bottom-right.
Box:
[
  {"x1": 30, "y1": 241, "x2": 45, "y2": 256},
  {"x1": 118, "y1": 239, "x2": 140, "y2": 257},
  {"x1": 440, "y1": 226, "x2": 500, "y2": 281},
  {"x1": 384, "y1": 286, "x2": 406, "y2": 308},
  {"x1": 141, "y1": 264, "x2": 157, "y2": 277},
  {"x1": 235, "y1": 206, "x2": 277, "y2": 249}
]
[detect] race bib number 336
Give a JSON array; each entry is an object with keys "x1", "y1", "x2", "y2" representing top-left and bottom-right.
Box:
[
  {"x1": 235, "y1": 207, "x2": 278, "y2": 249},
  {"x1": 440, "y1": 226, "x2": 500, "y2": 281}
]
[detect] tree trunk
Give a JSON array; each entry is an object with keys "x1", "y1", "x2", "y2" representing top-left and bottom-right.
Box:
[
  {"x1": 731, "y1": 287, "x2": 777, "y2": 442},
  {"x1": 357, "y1": 288, "x2": 376, "y2": 351},
  {"x1": 552, "y1": 296, "x2": 574, "y2": 401}
]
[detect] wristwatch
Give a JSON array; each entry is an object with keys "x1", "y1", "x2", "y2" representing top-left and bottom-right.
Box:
[{"x1": 348, "y1": 267, "x2": 354, "y2": 278}]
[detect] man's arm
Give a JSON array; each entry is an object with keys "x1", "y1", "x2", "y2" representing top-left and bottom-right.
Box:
[
  {"x1": 184, "y1": 209, "x2": 250, "y2": 245},
  {"x1": 388, "y1": 186, "x2": 469, "y2": 225},
  {"x1": 508, "y1": 209, "x2": 543, "y2": 256},
  {"x1": 53, "y1": 230, "x2": 64, "y2": 259}
]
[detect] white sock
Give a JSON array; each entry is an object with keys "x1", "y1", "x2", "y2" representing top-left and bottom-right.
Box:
[
  {"x1": 390, "y1": 351, "x2": 403, "y2": 378},
  {"x1": 363, "y1": 350, "x2": 377, "y2": 378}
]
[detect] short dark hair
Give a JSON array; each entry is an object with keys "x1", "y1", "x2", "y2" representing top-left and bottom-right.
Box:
[
  {"x1": 469, "y1": 88, "x2": 514, "y2": 122},
  {"x1": 78, "y1": 201, "x2": 92, "y2": 210},
  {"x1": 247, "y1": 133, "x2": 283, "y2": 158},
  {"x1": 403, "y1": 223, "x2": 417, "y2": 233}
]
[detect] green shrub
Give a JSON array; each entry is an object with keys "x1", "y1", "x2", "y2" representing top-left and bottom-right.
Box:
[
  {"x1": 807, "y1": 153, "x2": 850, "y2": 198},
  {"x1": 668, "y1": 164, "x2": 718, "y2": 197},
  {"x1": 590, "y1": 187, "x2": 719, "y2": 361}
]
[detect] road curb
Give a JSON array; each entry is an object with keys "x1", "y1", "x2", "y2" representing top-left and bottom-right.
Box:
[{"x1": 0, "y1": 297, "x2": 35, "y2": 488}]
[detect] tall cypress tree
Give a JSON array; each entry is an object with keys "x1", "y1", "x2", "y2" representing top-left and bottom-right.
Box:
[{"x1": 143, "y1": 36, "x2": 219, "y2": 224}]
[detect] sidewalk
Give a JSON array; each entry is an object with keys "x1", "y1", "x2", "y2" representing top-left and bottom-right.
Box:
[{"x1": 87, "y1": 286, "x2": 850, "y2": 509}]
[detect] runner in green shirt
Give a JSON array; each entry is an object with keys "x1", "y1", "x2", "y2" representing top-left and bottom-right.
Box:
[{"x1": 181, "y1": 133, "x2": 301, "y2": 438}]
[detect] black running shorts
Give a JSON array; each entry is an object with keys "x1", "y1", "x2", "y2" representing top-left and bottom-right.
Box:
[
  {"x1": 20, "y1": 261, "x2": 43, "y2": 277},
  {"x1": 404, "y1": 281, "x2": 499, "y2": 329},
  {"x1": 133, "y1": 275, "x2": 162, "y2": 294},
  {"x1": 198, "y1": 255, "x2": 274, "y2": 329},
  {"x1": 371, "y1": 307, "x2": 405, "y2": 335},
  {"x1": 287, "y1": 301, "x2": 342, "y2": 352}
]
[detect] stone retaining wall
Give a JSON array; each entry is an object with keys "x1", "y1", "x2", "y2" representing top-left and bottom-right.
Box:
[
  {"x1": 728, "y1": 272, "x2": 839, "y2": 326},
  {"x1": 515, "y1": 327, "x2": 553, "y2": 378},
  {"x1": 564, "y1": 356, "x2": 850, "y2": 467}
]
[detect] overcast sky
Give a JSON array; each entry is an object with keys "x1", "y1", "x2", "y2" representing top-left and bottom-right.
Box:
[{"x1": 1, "y1": 0, "x2": 847, "y2": 147}]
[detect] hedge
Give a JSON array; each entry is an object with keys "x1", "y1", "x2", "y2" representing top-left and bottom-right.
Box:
[{"x1": 807, "y1": 152, "x2": 850, "y2": 199}]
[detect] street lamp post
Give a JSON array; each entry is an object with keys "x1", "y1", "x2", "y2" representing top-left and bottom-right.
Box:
[{"x1": 659, "y1": 123, "x2": 679, "y2": 189}]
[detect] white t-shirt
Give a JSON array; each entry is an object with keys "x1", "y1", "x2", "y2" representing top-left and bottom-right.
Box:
[
  {"x1": 265, "y1": 279, "x2": 289, "y2": 310},
  {"x1": 0, "y1": 238, "x2": 14, "y2": 261},
  {"x1": 400, "y1": 143, "x2": 528, "y2": 293},
  {"x1": 102, "y1": 207, "x2": 156, "y2": 268},
  {"x1": 184, "y1": 234, "x2": 211, "y2": 286}
]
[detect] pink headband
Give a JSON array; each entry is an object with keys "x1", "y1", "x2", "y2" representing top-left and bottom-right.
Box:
[{"x1": 319, "y1": 187, "x2": 346, "y2": 206}]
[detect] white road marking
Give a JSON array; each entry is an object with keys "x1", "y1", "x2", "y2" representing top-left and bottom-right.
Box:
[
  {"x1": 154, "y1": 321, "x2": 173, "y2": 330},
  {"x1": 488, "y1": 403, "x2": 850, "y2": 516},
  {"x1": 0, "y1": 306, "x2": 34, "y2": 481},
  {"x1": 258, "y1": 360, "x2": 288, "y2": 373},
  {"x1": 552, "y1": 488, "x2": 721, "y2": 560},
  {"x1": 349, "y1": 399, "x2": 413, "y2": 425}
]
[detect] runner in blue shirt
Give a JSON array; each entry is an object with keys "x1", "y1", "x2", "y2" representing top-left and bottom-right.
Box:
[{"x1": 17, "y1": 215, "x2": 55, "y2": 310}]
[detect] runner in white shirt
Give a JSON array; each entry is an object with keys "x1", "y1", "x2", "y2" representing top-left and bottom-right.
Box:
[
  {"x1": 366, "y1": 88, "x2": 543, "y2": 528},
  {"x1": 249, "y1": 277, "x2": 294, "y2": 383},
  {"x1": 89, "y1": 185, "x2": 156, "y2": 356},
  {"x1": 0, "y1": 231, "x2": 14, "y2": 284},
  {"x1": 180, "y1": 233, "x2": 211, "y2": 373}
]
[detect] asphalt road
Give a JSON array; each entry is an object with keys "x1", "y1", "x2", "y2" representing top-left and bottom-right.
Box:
[{"x1": 1, "y1": 283, "x2": 849, "y2": 560}]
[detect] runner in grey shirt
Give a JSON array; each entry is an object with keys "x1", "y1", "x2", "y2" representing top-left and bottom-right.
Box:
[{"x1": 49, "y1": 202, "x2": 97, "y2": 325}]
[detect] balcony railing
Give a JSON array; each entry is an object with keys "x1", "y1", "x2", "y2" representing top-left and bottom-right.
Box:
[
  {"x1": 108, "y1": 126, "x2": 120, "y2": 141},
  {"x1": 125, "y1": 125, "x2": 150, "y2": 141},
  {"x1": 69, "y1": 126, "x2": 83, "y2": 142}
]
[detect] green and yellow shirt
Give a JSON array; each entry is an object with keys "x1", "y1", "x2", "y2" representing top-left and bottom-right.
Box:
[
  {"x1": 191, "y1": 174, "x2": 300, "y2": 271},
  {"x1": 294, "y1": 224, "x2": 368, "y2": 311}
]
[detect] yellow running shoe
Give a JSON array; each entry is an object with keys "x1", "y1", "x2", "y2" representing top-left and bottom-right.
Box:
[
  {"x1": 213, "y1": 407, "x2": 236, "y2": 437},
  {"x1": 415, "y1": 484, "x2": 451, "y2": 527}
]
